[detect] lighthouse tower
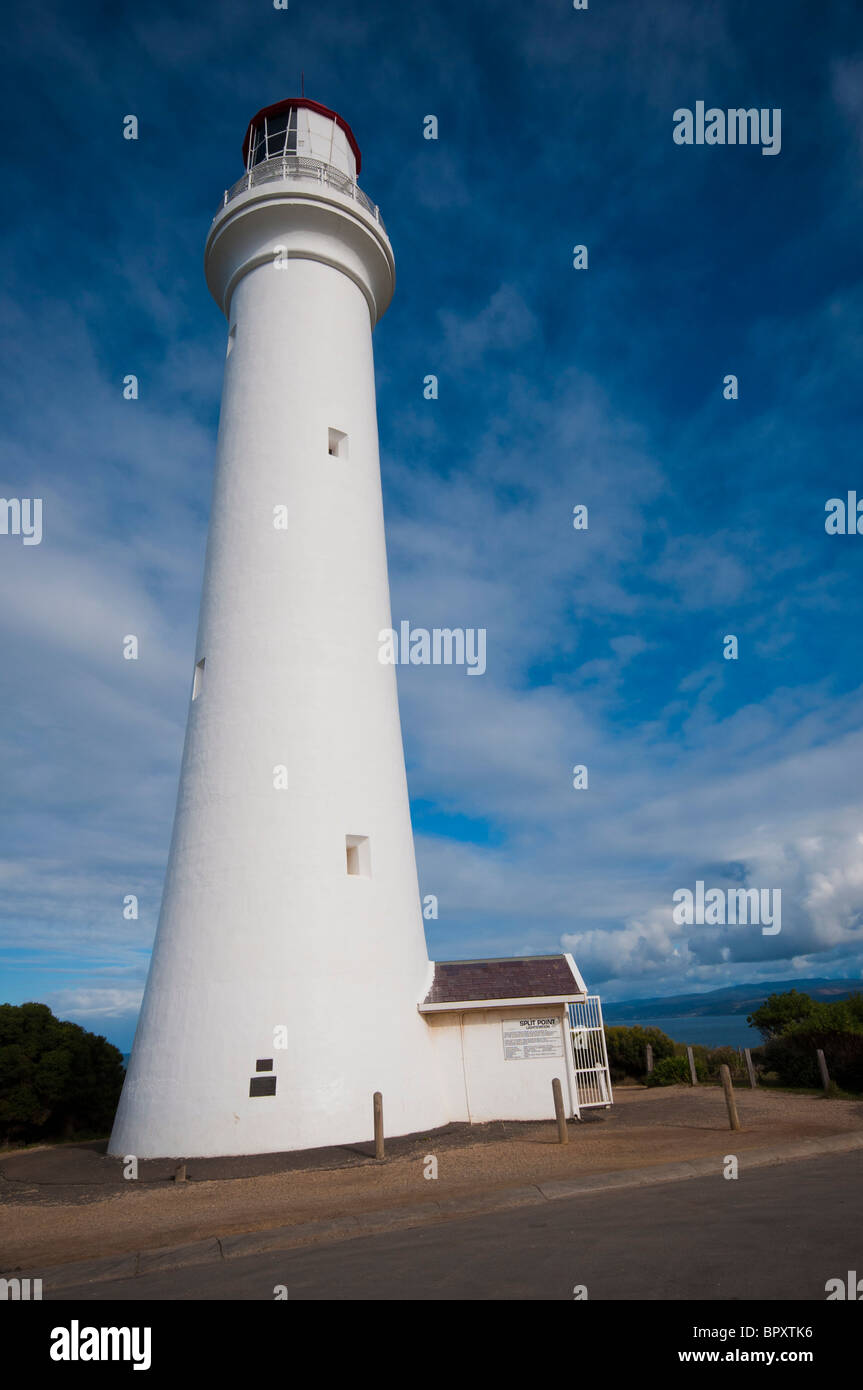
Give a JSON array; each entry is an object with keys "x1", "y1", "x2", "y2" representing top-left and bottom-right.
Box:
[{"x1": 110, "y1": 99, "x2": 450, "y2": 1158}]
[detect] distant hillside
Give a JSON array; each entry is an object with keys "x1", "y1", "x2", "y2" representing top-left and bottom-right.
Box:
[{"x1": 603, "y1": 978, "x2": 860, "y2": 1021}]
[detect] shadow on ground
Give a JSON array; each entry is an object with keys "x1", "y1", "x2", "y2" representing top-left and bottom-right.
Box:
[{"x1": 0, "y1": 1114, "x2": 611, "y2": 1202}]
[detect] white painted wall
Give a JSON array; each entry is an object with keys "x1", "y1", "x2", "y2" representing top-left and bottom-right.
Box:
[
  {"x1": 424, "y1": 1013, "x2": 471, "y2": 1122},
  {"x1": 428, "y1": 1006, "x2": 576, "y2": 1123},
  {"x1": 300, "y1": 109, "x2": 357, "y2": 179},
  {"x1": 110, "y1": 161, "x2": 451, "y2": 1158}
]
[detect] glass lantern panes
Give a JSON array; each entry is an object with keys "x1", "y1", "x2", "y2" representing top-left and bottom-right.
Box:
[{"x1": 249, "y1": 109, "x2": 299, "y2": 169}]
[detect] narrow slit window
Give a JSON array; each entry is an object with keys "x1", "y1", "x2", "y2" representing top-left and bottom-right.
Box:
[
  {"x1": 328, "y1": 428, "x2": 348, "y2": 459},
  {"x1": 346, "y1": 835, "x2": 370, "y2": 877},
  {"x1": 192, "y1": 658, "x2": 205, "y2": 700}
]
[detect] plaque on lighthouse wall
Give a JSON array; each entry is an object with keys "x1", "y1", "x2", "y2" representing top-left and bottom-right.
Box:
[{"x1": 502, "y1": 1016, "x2": 564, "y2": 1060}]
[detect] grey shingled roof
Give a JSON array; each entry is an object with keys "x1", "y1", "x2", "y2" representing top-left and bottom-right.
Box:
[{"x1": 420, "y1": 955, "x2": 580, "y2": 1007}]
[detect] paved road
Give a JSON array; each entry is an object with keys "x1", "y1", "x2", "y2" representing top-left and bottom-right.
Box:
[{"x1": 50, "y1": 1151, "x2": 862, "y2": 1301}]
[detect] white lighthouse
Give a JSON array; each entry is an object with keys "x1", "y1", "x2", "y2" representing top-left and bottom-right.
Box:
[{"x1": 110, "y1": 98, "x2": 452, "y2": 1158}]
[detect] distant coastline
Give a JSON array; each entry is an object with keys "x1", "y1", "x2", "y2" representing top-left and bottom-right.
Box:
[{"x1": 602, "y1": 976, "x2": 861, "y2": 1048}]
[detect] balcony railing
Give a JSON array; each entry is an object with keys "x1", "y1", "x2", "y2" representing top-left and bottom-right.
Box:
[{"x1": 217, "y1": 156, "x2": 386, "y2": 232}]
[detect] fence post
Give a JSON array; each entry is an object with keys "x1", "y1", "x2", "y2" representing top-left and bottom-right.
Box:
[
  {"x1": 687, "y1": 1046, "x2": 698, "y2": 1085},
  {"x1": 373, "y1": 1091, "x2": 385, "y2": 1159},
  {"x1": 552, "y1": 1077, "x2": 568, "y2": 1144},
  {"x1": 816, "y1": 1049, "x2": 831, "y2": 1096},
  {"x1": 645, "y1": 1043, "x2": 654, "y2": 1074},
  {"x1": 744, "y1": 1048, "x2": 758, "y2": 1089},
  {"x1": 720, "y1": 1064, "x2": 741, "y2": 1131}
]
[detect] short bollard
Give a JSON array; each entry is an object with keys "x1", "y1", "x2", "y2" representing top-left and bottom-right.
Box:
[
  {"x1": 645, "y1": 1043, "x2": 654, "y2": 1074},
  {"x1": 173, "y1": 1162, "x2": 187, "y2": 1184},
  {"x1": 816, "y1": 1049, "x2": 831, "y2": 1096},
  {"x1": 720, "y1": 1064, "x2": 741, "y2": 1132},
  {"x1": 552, "y1": 1077, "x2": 568, "y2": 1144},
  {"x1": 373, "y1": 1091, "x2": 385, "y2": 1159},
  {"x1": 744, "y1": 1048, "x2": 758, "y2": 1089},
  {"x1": 687, "y1": 1046, "x2": 698, "y2": 1086}
]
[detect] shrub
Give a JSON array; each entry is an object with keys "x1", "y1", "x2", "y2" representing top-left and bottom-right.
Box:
[
  {"x1": 763, "y1": 1028, "x2": 863, "y2": 1092},
  {"x1": 0, "y1": 1002, "x2": 125, "y2": 1145},
  {"x1": 704, "y1": 1046, "x2": 747, "y2": 1081},
  {"x1": 604, "y1": 1025, "x2": 675, "y2": 1080},
  {"x1": 645, "y1": 1055, "x2": 694, "y2": 1087}
]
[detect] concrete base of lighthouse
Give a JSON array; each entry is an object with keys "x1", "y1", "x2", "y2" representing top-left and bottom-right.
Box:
[{"x1": 110, "y1": 990, "x2": 452, "y2": 1160}]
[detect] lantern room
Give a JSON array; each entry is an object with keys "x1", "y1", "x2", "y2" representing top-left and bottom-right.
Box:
[{"x1": 241, "y1": 98, "x2": 362, "y2": 181}]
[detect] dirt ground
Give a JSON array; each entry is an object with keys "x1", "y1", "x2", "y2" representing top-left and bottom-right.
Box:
[{"x1": 2, "y1": 1086, "x2": 861, "y2": 1270}]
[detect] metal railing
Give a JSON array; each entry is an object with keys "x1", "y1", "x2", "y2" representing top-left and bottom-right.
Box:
[{"x1": 217, "y1": 156, "x2": 385, "y2": 231}]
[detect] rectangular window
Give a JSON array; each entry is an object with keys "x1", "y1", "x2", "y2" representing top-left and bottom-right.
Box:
[
  {"x1": 249, "y1": 1076, "x2": 277, "y2": 1097},
  {"x1": 328, "y1": 428, "x2": 348, "y2": 459},
  {"x1": 256, "y1": 1059, "x2": 273, "y2": 1072},
  {"x1": 346, "y1": 834, "x2": 371, "y2": 877},
  {"x1": 192, "y1": 658, "x2": 205, "y2": 700}
]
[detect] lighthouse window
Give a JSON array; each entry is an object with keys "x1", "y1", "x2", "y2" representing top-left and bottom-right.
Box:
[
  {"x1": 192, "y1": 658, "x2": 205, "y2": 700},
  {"x1": 346, "y1": 835, "x2": 371, "y2": 876},
  {"x1": 250, "y1": 110, "x2": 299, "y2": 167},
  {"x1": 256, "y1": 1059, "x2": 273, "y2": 1072},
  {"x1": 328, "y1": 428, "x2": 348, "y2": 459}
]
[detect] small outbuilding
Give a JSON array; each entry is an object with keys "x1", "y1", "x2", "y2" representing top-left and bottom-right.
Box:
[{"x1": 419, "y1": 953, "x2": 612, "y2": 1122}]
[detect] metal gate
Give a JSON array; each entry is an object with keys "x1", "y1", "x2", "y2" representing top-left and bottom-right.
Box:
[{"x1": 568, "y1": 996, "x2": 613, "y2": 1108}]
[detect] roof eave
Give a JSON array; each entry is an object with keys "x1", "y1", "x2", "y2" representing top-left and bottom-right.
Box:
[{"x1": 418, "y1": 993, "x2": 585, "y2": 1014}]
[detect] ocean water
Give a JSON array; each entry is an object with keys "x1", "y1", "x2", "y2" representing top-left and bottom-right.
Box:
[{"x1": 606, "y1": 1014, "x2": 763, "y2": 1049}]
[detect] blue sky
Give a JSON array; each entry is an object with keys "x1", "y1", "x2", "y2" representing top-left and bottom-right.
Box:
[{"x1": 1, "y1": 0, "x2": 862, "y2": 1051}]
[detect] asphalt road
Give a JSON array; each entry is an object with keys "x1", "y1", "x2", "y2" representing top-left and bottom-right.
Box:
[{"x1": 50, "y1": 1151, "x2": 863, "y2": 1301}]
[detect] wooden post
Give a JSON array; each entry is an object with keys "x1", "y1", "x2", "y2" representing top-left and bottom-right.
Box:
[
  {"x1": 687, "y1": 1046, "x2": 698, "y2": 1085},
  {"x1": 173, "y1": 1161, "x2": 186, "y2": 1183},
  {"x1": 744, "y1": 1048, "x2": 757, "y2": 1089},
  {"x1": 552, "y1": 1077, "x2": 568, "y2": 1144},
  {"x1": 645, "y1": 1043, "x2": 654, "y2": 1074},
  {"x1": 816, "y1": 1049, "x2": 831, "y2": 1095},
  {"x1": 373, "y1": 1091, "x2": 385, "y2": 1159},
  {"x1": 719, "y1": 1064, "x2": 741, "y2": 1131}
]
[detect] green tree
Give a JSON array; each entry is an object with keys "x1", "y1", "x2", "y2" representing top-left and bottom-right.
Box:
[
  {"x1": 747, "y1": 989, "x2": 815, "y2": 1040},
  {"x1": 761, "y1": 996, "x2": 863, "y2": 1091},
  {"x1": 0, "y1": 1002, "x2": 125, "y2": 1145}
]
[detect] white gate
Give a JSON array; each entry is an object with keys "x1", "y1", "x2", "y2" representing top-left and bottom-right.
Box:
[{"x1": 569, "y1": 996, "x2": 613, "y2": 1109}]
